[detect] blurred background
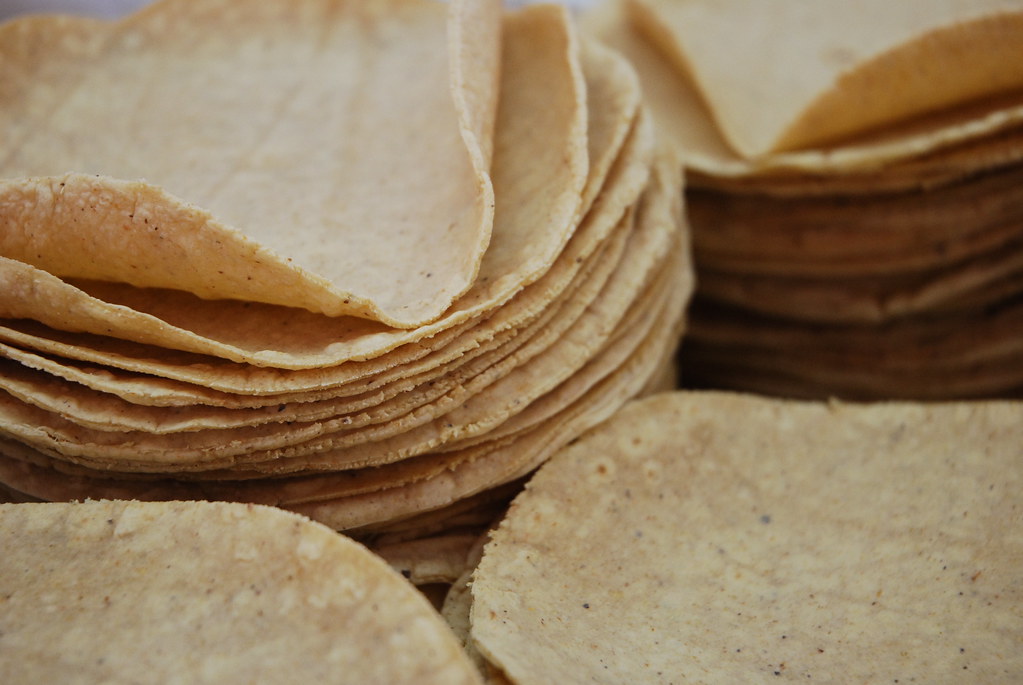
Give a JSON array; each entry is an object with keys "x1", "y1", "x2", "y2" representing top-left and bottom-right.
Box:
[
  {"x1": 0, "y1": 0, "x2": 152, "y2": 19},
  {"x1": 0, "y1": 0, "x2": 597, "y2": 21}
]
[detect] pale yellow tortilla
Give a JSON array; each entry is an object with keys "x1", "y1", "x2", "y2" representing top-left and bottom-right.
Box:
[
  {"x1": 589, "y1": 0, "x2": 1023, "y2": 176},
  {"x1": 0, "y1": 181, "x2": 642, "y2": 432},
  {"x1": 0, "y1": 0, "x2": 499, "y2": 327},
  {"x1": 0, "y1": 2, "x2": 588, "y2": 369},
  {"x1": 0, "y1": 246, "x2": 676, "y2": 503},
  {"x1": 0, "y1": 251, "x2": 687, "y2": 529},
  {"x1": 0, "y1": 206, "x2": 639, "y2": 476},
  {"x1": 630, "y1": 0, "x2": 1023, "y2": 157},
  {"x1": 470, "y1": 391, "x2": 1023, "y2": 683},
  {"x1": 0, "y1": 32, "x2": 644, "y2": 421},
  {"x1": 0, "y1": 96, "x2": 639, "y2": 405},
  {"x1": 0, "y1": 499, "x2": 482, "y2": 684}
]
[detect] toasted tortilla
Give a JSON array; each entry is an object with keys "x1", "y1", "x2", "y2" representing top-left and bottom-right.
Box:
[
  {"x1": 682, "y1": 296, "x2": 1023, "y2": 400},
  {"x1": 690, "y1": 160, "x2": 1023, "y2": 278},
  {"x1": 696, "y1": 239, "x2": 1023, "y2": 325},
  {"x1": 470, "y1": 391, "x2": 1023, "y2": 683},
  {"x1": 0, "y1": 499, "x2": 481, "y2": 684}
]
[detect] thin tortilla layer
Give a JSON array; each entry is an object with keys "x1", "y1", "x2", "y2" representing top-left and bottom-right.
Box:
[
  {"x1": 587, "y1": 0, "x2": 1023, "y2": 176},
  {"x1": 629, "y1": 0, "x2": 1023, "y2": 157},
  {"x1": 0, "y1": 0, "x2": 499, "y2": 327}
]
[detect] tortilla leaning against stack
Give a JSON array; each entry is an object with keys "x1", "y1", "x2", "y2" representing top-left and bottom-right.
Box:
[
  {"x1": 0, "y1": 499, "x2": 482, "y2": 684},
  {"x1": 468, "y1": 391, "x2": 1023, "y2": 683},
  {"x1": 0, "y1": 0, "x2": 692, "y2": 581},
  {"x1": 589, "y1": 0, "x2": 1023, "y2": 399}
]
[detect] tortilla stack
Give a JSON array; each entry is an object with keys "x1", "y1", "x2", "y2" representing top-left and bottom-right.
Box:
[
  {"x1": 0, "y1": 0, "x2": 692, "y2": 577},
  {"x1": 589, "y1": 0, "x2": 1023, "y2": 399}
]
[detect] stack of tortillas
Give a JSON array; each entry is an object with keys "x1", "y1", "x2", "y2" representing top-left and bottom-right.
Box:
[
  {"x1": 0, "y1": 0, "x2": 692, "y2": 573},
  {"x1": 460, "y1": 391, "x2": 1023, "y2": 682},
  {"x1": 590, "y1": 0, "x2": 1023, "y2": 399}
]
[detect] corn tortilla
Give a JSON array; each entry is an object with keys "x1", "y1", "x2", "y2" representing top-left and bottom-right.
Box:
[
  {"x1": 0, "y1": 98, "x2": 642, "y2": 400},
  {"x1": 0, "y1": 2, "x2": 583, "y2": 366},
  {"x1": 0, "y1": 219, "x2": 689, "y2": 528},
  {"x1": 0, "y1": 148, "x2": 674, "y2": 475},
  {"x1": 470, "y1": 392, "x2": 1023, "y2": 683},
  {"x1": 0, "y1": 0, "x2": 499, "y2": 327},
  {"x1": 0, "y1": 4, "x2": 594, "y2": 372},
  {"x1": 0, "y1": 207, "x2": 633, "y2": 435},
  {"x1": 288, "y1": 227, "x2": 690, "y2": 531},
  {"x1": 630, "y1": 0, "x2": 1023, "y2": 157},
  {"x1": 0, "y1": 206, "x2": 634, "y2": 472},
  {"x1": 589, "y1": 0, "x2": 1023, "y2": 175},
  {"x1": 0, "y1": 499, "x2": 482, "y2": 684}
]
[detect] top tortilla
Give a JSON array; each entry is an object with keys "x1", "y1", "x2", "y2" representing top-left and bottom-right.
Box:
[
  {"x1": 0, "y1": 0, "x2": 500, "y2": 327},
  {"x1": 629, "y1": 0, "x2": 1023, "y2": 158},
  {"x1": 0, "y1": 1, "x2": 588, "y2": 369},
  {"x1": 589, "y1": 0, "x2": 1023, "y2": 176}
]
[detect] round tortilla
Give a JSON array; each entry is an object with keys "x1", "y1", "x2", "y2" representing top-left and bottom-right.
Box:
[
  {"x1": 0, "y1": 1, "x2": 586, "y2": 366},
  {"x1": 470, "y1": 391, "x2": 1023, "y2": 683},
  {"x1": 0, "y1": 0, "x2": 500, "y2": 327},
  {"x1": 629, "y1": 0, "x2": 1023, "y2": 157},
  {"x1": 587, "y1": 0, "x2": 1023, "y2": 176},
  {"x1": 0, "y1": 499, "x2": 481, "y2": 684}
]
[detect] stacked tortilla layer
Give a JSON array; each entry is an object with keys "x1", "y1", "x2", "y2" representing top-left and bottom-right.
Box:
[
  {"x1": 0, "y1": 0, "x2": 692, "y2": 567},
  {"x1": 593, "y1": 0, "x2": 1023, "y2": 399}
]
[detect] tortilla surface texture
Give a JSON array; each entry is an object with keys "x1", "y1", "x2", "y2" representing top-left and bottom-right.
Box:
[
  {"x1": 0, "y1": 499, "x2": 482, "y2": 684},
  {"x1": 0, "y1": 0, "x2": 500, "y2": 326},
  {"x1": 471, "y1": 391, "x2": 1023, "y2": 683}
]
